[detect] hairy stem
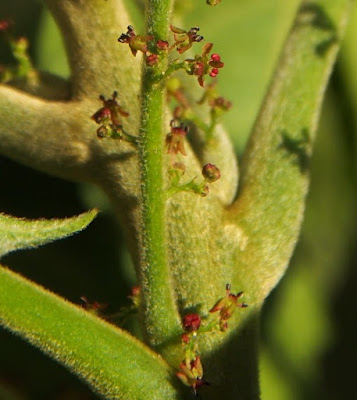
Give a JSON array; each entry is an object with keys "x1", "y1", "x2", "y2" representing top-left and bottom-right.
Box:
[{"x1": 139, "y1": 0, "x2": 181, "y2": 348}]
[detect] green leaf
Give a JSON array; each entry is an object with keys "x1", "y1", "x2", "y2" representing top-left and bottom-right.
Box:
[
  {"x1": 0, "y1": 265, "x2": 180, "y2": 400},
  {"x1": 0, "y1": 209, "x2": 98, "y2": 258},
  {"x1": 230, "y1": 0, "x2": 353, "y2": 303}
]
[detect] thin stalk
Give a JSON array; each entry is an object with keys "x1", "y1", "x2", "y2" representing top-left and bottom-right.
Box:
[{"x1": 139, "y1": 0, "x2": 181, "y2": 348}]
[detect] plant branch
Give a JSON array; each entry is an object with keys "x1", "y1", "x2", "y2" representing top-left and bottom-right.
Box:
[
  {"x1": 229, "y1": 0, "x2": 352, "y2": 304},
  {"x1": 44, "y1": 0, "x2": 142, "y2": 103}
]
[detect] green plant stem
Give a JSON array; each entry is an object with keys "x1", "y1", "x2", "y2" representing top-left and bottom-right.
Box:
[{"x1": 139, "y1": 0, "x2": 181, "y2": 349}]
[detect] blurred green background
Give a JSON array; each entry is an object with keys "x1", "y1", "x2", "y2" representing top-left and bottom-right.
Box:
[{"x1": 0, "y1": 0, "x2": 356, "y2": 399}]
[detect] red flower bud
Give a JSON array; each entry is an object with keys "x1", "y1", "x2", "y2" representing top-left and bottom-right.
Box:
[
  {"x1": 210, "y1": 53, "x2": 221, "y2": 62},
  {"x1": 157, "y1": 40, "x2": 169, "y2": 51},
  {"x1": 146, "y1": 53, "x2": 158, "y2": 66},
  {"x1": 209, "y1": 68, "x2": 219, "y2": 77},
  {"x1": 183, "y1": 313, "x2": 201, "y2": 332},
  {"x1": 202, "y1": 163, "x2": 221, "y2": 182}
]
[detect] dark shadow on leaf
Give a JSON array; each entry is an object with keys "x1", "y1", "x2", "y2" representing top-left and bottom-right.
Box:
[
  {"x1": 297, "y1": 2, "x2": 338, "y2": 56},
  {"x1": 279, "y1": 129, "x2": 311, "y2": 174}
]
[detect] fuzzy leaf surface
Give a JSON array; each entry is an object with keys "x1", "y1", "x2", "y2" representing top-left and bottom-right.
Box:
[
  {"x1": 0, "y1": 265, "x2": 180, "y2": 400},
  {"x1": 0, "y1": 209, "x2": 98, "y2": 257}
]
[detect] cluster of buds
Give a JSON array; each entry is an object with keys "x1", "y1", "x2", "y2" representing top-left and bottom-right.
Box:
[
  {"x1": 210, "y1": 284, "x2": 248, "y2": 331},
  {"x1": 177, "y1": 355, "x2": 206, "y2": 395},
  {"x1": 91, "y1": 91, "x2": 130, "y2": 139},
  {"x1": 118, "y1": 24, "x2": 224, "y2": 86},
  {"x1": 167, "y1": 160, "x2": 221, "y2": 198},
  {"x1": 118, "y1": 25, "x2": 171, "y2": 67},
  {"x1": 176, "y1": 285, "x2": 247, "y2": 394},
  {"x1": 185, "y1": 43, "x2": 224, "y2": 87},
  {"x1": 170, "y1": 25, "x2": 204, "y2": 54},
  {"x1": 166, "y1": 119, "x2": 189, "y2": 156},
  {"x1": 118, "y1": 25, "x2": 153, "y2": 57}
]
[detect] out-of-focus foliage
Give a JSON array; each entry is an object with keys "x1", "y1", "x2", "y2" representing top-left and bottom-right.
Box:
[{"x1": 0, "y1": 0, "x2": 356, "y2": 399}]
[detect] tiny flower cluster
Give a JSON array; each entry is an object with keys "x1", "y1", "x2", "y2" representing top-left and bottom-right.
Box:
[
  {"x1": 167, "y1": 78, "x2": 232, "y2": 141},
  {"x1": 118, "y1": 25, "x2": 168, "y2": 67},
  {"x1": 185, "y1": 43, "x2": 224, "y2": 87},
  {"x1": 166, "y1": 119, "x2": 221, "y2": 198},
  {"x1": 170, "y1": 25, "x2": 204, "y2": 54},
  {"x1": 176, "y1": 284, "x2": 248, "y2": 394},
  {"x1": 118, "y1": 24, "x2": 225, "y2": 87},
  {"x1": 166, "y1": 119, "x2": 189, "y2": 156},
  {"x1": 91, "y1": 91, "x2": 137, "y2": 144},
  {"x1": 210, "y1": 284, "x2": 248, "y2": 331},
  {"x1": 177, "y1": 355, "x2": 206, "y2": 395}
]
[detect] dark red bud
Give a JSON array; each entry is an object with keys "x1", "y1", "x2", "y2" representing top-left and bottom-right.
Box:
[
  {"x1": 91, "y1": 107, "x2": 111, "y2": 124},
  {"x1": 183, "y1": 313, "x2": 201, "y2": 332},
  {"x1": 157, "y1": 40, "x2": 169, "y2": 50},
  {"x1": 209, "y1": 68, "x2": 219, "y2": 78},
  {"x1": 146, "y1": 53, "x2": 159, "y2": 66},
  {"x1": 210, "y1": 53, "x2": 221, "y2": 62},
  {"x1": 202, "y1": 163, "x2": 221, "y2": 182}
]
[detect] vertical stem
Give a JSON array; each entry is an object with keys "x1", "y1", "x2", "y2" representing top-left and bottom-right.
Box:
[{"x1": 139, "y1": 0, "x2": 181, "y2": 348}]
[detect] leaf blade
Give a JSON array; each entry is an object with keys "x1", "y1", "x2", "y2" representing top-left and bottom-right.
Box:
[
  {"x1": 0, "y1": 209, "x2": 98, "y2": 257},
  {"x1": 0, "y1": 265, "x2": 180, "y2": 400},
  {"x1": 229, "y1": 0, "x2": 352, "y2": 303}
]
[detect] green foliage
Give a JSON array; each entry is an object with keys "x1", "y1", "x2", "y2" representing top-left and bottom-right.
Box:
[
  {"x1": 0, "y1": 266, "x2": 180, "y2": 400},
  {"x1": 0, "y1": 210, "x2": 98, "y2": 257}
]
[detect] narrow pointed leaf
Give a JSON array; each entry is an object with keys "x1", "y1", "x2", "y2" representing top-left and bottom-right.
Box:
[
  {"x1": 230, "y1": 0, "x2": 352, "y2": 303},
  {"x1": 0, "y1": 265, "x2": 180, "y2": 399},
  {"x1": 0, "y1": 209, "x2": 98, "y2": 258}
]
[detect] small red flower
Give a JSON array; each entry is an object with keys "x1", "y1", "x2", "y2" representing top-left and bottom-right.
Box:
[
  {"x1": 91, "y1": 91, "x2": 129, "y2": 127},
  {"x1": 118, "y1": 25, "x2": 153, "y2": 56},
  {"x1": 170, "y1": 25, "x2": 204, "y2": 54},
  {"x1": 166, "y1": 120, "x2": 189, "y2": 156}
]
